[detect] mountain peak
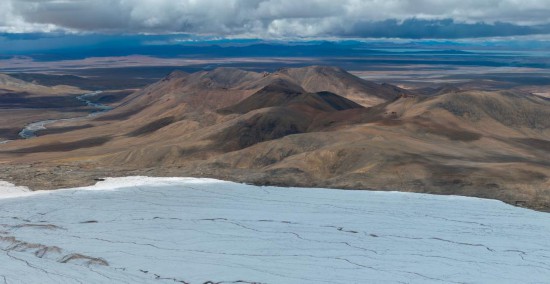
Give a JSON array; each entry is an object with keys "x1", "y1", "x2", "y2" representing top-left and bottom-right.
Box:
[{"x1": 163, "y1": 70, "x2": 188, "y2": 81}]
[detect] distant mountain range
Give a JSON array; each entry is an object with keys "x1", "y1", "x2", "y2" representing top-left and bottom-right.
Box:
[{"x1": 1, "y1": 39, "x2": 549, "y2": 70}]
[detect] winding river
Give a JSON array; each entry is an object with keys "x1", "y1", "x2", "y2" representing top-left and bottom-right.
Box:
[{"x1": 18, "y1": 91, "x2": 112, "y2": 139}]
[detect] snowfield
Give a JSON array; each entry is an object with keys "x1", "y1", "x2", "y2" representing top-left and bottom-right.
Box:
[{"x1": 1, "y1": 177, "x2": 549, "y2": 284}]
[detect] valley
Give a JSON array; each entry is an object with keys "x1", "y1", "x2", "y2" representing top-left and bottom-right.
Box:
[{"x1": 18, "y1": 91, "x2": 111, "y2": 139}]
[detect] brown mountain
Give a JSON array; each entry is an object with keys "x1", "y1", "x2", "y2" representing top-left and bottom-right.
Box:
[
  {"x1": 0, "y1": 66, "x2": 548, "y2": 211},
  {"x1": 273, "y1": 66, "x2": 406, "y2": 106},
  {"x1": 109, "y1": 65, "x2": 401, "y2": 120}
]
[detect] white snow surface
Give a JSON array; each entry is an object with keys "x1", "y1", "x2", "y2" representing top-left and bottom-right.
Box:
[
  {"x1": 0, "y1": 176, "x2": 549, "y2": 283},
  {"x1": 0, "y1": 181, "x2": 30, "y2": 199}
]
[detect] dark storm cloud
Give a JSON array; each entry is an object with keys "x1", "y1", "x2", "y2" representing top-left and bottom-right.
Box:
[
  {"x1": 1, "y1": 0, "x2": 550, "y2": 39},
  {"x1": 346, "y1": 19, "x2": 550, "y2": 39}
]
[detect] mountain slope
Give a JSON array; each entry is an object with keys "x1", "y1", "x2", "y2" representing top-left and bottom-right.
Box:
[
  {"x1": 105, "y1": 66, "x2": 403, "y2": 123},
  {"x1": 0, "y1": 73, "x2": 83, "y2": 96},
  {"x1": 274, "y1": 66, "x2": 407, "y2": 106},
  {"x1": 219, "y1": 80, "x2": 362, "y2": 114},
  {"x1": 0, "y1": 67, "x2": 548, "y2": 211}
]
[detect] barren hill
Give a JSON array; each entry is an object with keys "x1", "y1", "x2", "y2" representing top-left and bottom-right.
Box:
[
  {"x1": 274, "y1": 66, "x2": 406, "y2": 106},
  {"x1": 0, "y1": 73, "x2": 83, "y2": 96},
  {"x1": 0, "y1": 66, "x2": 548, "y2": 211}
]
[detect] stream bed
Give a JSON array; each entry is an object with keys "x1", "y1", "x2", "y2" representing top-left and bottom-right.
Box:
[{"x1": 18, "y1": 91, "x2": 111, "y2": 139}]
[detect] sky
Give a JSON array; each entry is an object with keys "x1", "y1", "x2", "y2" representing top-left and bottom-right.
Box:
[{"x1": 1, "y1": 0, "x2": 550, "y2": 39}]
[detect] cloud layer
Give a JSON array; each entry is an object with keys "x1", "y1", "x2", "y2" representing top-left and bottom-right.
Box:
[{"x1": 1, "y1": 0, "x2": 550, "y2": 38}]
